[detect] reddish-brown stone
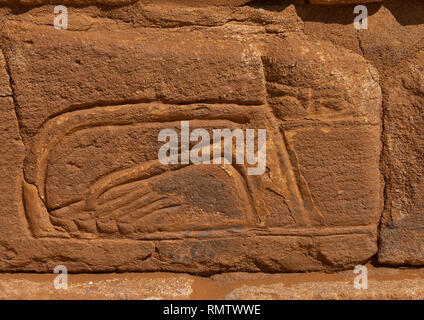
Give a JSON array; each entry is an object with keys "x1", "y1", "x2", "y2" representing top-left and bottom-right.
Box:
[
  {"x1": 310, "y1": 0, "x2": 383, "y2": 4},
  {"x1": 0, "y1": 0, "x2": 422, "y2": 274}
]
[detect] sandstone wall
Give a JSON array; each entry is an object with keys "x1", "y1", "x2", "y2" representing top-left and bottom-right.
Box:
[{"x1": 0, "y1": 0, "x2": 421, "y2": 274}]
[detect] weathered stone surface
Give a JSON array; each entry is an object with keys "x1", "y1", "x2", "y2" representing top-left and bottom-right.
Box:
[
  {"x1": 2, "y1": 24, "x2": 265, "y2": 136},
  {"x1": 0, "y1": 0, "x2": 385, "y2": 5},
  {"x1": 310, "y1": 0, "x2": 383, "y2": 4},
  {"x1": 378, "y1": 50, "x2": 424, "y2": 265},
  {"x1": 225, "y1": 278, "x2": 424, "y2": 300},
  {"x1": 0, "y1": 0, "x2": 422, "y2": 275},
  {"x1": 0, "y1": 0, "x2": 136, "y2": 5},
  {"x1": 1, "y1": 266, "x2": 424, "y2": 299},
  {"x1": 0, "y1": 273, "x2": 194, "y2": 299},
  {"x1": 0, "y1": 9, "x2": 382, "y2": 272},
  {"x1": 287, "y1": 0, "x2": 424, "y2": 267}
]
